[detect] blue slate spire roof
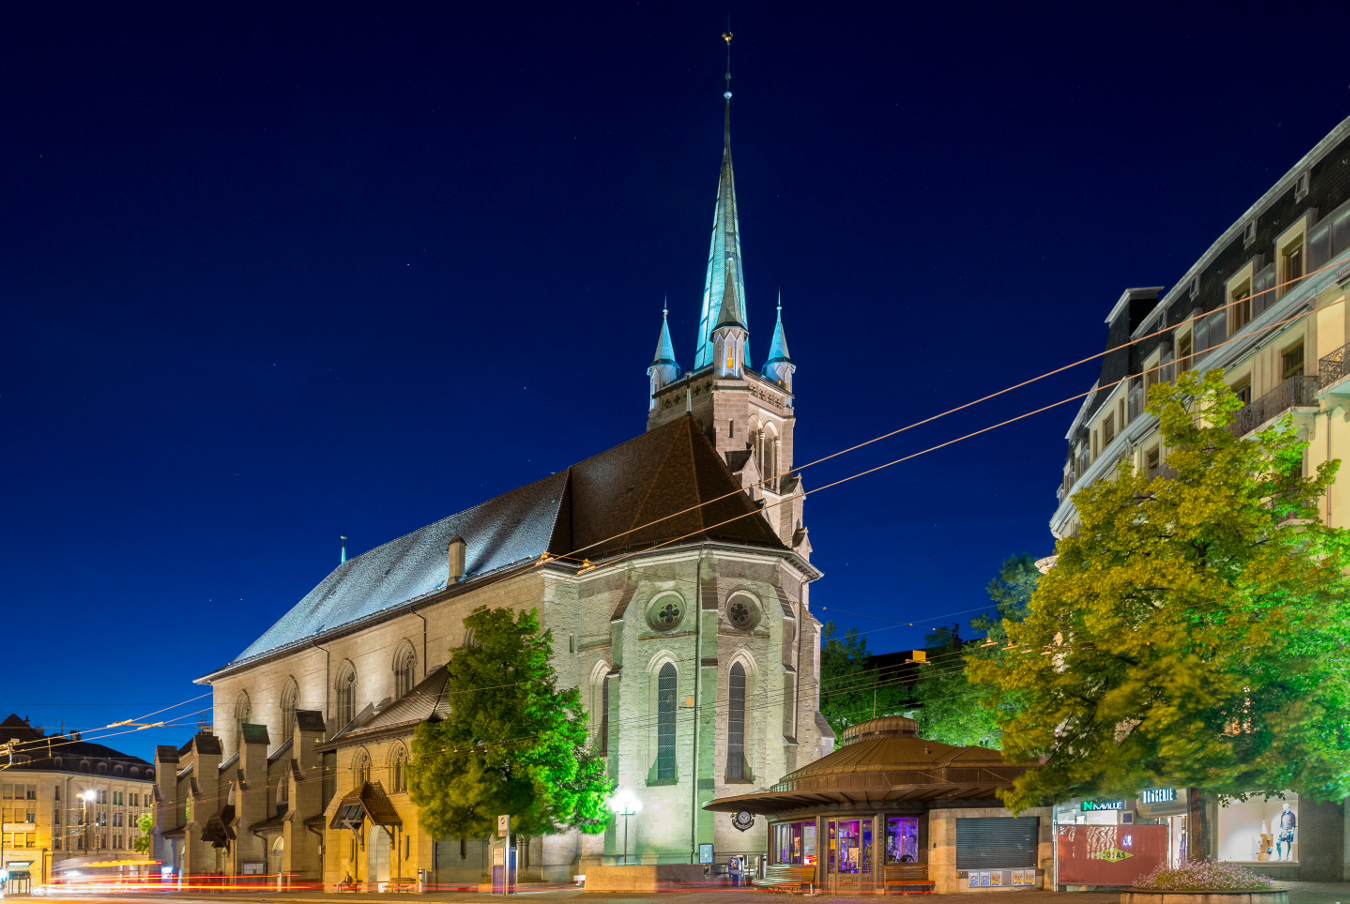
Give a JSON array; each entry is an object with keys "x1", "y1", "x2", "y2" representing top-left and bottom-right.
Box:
[
  {"x1": 651, "y1": 302, "x2": 678, "y2": 367},
  {"x1": 694, "y1": 47, "x2": 749, "y2": 369},
  {"x1": 764, "y1": 291, "x2": 792, "y2": 366},
  {"x1": 714, "y1": 254, "x2": 746, "y2": 330}
]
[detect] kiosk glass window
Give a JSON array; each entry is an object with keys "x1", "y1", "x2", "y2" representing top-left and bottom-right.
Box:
[
  {"x1": 888, "y1": 817, "x2": 919, "y2": 862},
  {"x1": 828, "y1": 819, "x2": 872, "y2": 875},
  {"x1": 774, "y1": 821, "x2": 817, "y2": 866}
]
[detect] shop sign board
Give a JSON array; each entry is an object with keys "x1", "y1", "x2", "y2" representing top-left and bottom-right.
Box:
[
  {"x1": 1082, "y1": 799, "x2": 1124, "y2": 811},
  {"x1": 1140, "y1": 788, "x2": 1176, "y2": 804}
]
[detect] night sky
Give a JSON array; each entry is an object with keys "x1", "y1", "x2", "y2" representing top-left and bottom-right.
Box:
[{"x1": 5, "y1": 2, "x2": 1350, "y2": 760}]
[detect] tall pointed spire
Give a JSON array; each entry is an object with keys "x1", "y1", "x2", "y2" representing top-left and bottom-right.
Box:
[{"x1": 694, "y1": 31, "x2": 749, "y2": 370}]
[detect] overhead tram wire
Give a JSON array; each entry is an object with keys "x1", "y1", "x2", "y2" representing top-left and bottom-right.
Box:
[
  {"x1": 548, "y1": 258, "x2": 1350, "y2": 565},
  {"x1": 50, "y1": 267, "x2": 1344, "y2": 763}
]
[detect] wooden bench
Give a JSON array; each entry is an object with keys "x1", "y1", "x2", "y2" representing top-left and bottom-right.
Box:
[
  {"x1": 385, "y1": 877, "x2": 417, "y2": 893},
  {"x1": 755, "y1": 865, "x2": 817, "y2": 890},
  {"x1": 885, "y1": 863, "x2": 934, "y2": 892}
]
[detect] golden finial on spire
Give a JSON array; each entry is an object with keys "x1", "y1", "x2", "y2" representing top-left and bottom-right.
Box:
[{"x1": 722, "y1": 28, "x2": 733, "y2": 97}]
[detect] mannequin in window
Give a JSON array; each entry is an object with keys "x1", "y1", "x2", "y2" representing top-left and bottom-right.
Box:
[{"x1": 1275, "y1": 803, "x2": 1296, "y2": 861}]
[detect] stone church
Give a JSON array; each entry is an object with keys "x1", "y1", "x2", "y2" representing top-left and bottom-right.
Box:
[{"x1": 153, "y1": 77, "x2": 831, "y2": 889}]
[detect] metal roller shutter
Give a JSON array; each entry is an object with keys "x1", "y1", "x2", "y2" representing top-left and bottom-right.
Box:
[{"x1": 955, "y1": 817, "x2": 1039, "y2": 870}]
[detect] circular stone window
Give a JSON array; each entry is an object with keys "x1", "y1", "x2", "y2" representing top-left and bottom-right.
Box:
[
  {"x1": 648, "y1": 595, "x2": 684, "y2": 631},
  {"x1": 726, "y1": 593, "x2": 759, "y2": 631}
]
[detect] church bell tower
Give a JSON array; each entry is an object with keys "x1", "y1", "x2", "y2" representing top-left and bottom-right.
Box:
[{"x1": 644, "y1": 38, "x2": 808, "y2": 558}]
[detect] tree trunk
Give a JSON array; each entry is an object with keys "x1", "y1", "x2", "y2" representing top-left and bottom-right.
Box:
[{"x1": 1186, "y1": 789, "x2": 1210, "y2": 862}]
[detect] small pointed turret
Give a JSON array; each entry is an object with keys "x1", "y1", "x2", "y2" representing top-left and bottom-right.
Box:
[
  {"x1": 647, "y1": 300, "x2": 681, "y2": 407},
  {"x1": 764, "y1": 290, "x2": 795, "y2": 393},
  {"x1": 712, "y1": 262, "x2": 748, "y2": 377}
]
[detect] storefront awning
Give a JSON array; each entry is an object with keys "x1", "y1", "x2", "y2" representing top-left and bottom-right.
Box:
[
  {"x1": 329, "y1": 781, "x2": 403, "y2": 830},
  {"x1": 704, "y1": 782, "x2": 1021, "y2": 814}
]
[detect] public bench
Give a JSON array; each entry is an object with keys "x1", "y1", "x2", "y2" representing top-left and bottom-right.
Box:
[{"x1": 755, "y1": 865, "x2": 817, "y2": 891}]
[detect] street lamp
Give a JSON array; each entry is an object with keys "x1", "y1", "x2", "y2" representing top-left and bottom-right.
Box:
[
  {"x1": 81, "y1": 792, "x2": 96, "y2": 853},
  {"x1": 607, "y1": 788, "x2": 642, "y2": 866}
]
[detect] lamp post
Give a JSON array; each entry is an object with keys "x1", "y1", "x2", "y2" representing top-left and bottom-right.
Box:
[
  {"x1": 81, "y1": 792, "x2": 96, "y2": 854},
  {"x1": 607, "y1": 788, "x2": 642, "y2": 866}
]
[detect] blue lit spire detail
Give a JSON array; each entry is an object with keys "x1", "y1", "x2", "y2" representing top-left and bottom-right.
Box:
[
  {"x1": 694, "y1": 32, "x2": 749, "y2": 370},
  {"x1": 764, "y1": 290, "x2": 791, "y2": 366}
]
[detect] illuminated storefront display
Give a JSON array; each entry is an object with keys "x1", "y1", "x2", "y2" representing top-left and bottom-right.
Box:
[
  {"x1": 1216, "y1": 793, "x2": 1298, "y2": 864},
  {"x1": 774, "y1": 821, "x2": 818, "y2": 866},
  {"x1": 888, "y1": 817, "x2": 919, "y2": 863}
]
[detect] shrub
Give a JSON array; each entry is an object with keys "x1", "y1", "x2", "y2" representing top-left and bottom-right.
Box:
[{"x1": 1133, "y1": 860, "x2": 1274, "y2": 891}]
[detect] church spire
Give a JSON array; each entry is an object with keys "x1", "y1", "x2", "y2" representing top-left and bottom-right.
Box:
[
  {"x1": 764, "y1": 289, "x2": 795, "y2": 392},
  {"x1": 694, "y1": 31, "x2": 749, "y2": 371},
  {"x1": 647, "y1": 299, "x2": 681, "y2": 408}
]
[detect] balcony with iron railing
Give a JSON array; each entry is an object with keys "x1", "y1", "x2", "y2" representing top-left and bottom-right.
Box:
[
  {"x1": 1225, "y1": 375, "x2": 1319, "y2": 437},
  {"x1": 1319, "y1": 342, "x2": 1350, "y2": 396}
]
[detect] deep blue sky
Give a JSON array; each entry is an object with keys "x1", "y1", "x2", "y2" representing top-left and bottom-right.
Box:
[{"x1": 5, "y1": 2, "x2": 1350, "y2": 760}]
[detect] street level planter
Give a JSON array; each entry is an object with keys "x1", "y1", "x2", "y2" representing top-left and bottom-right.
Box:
[{"x1": 1123, "y1": 890, "x2": 1288, "y2": 904}]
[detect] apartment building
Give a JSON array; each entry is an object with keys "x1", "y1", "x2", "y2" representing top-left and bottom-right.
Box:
[
  {"x1": 1049, "y1": 116, "x2": 1350, "y2": 880},
  {"x1": 0, "y1": 714, "x2": 157, "y2": 884}
]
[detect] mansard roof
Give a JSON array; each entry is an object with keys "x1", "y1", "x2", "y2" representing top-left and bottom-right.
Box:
[
  {"x1": 212, "y1": 415, "x2": 789, "y2": 674},
  {"x1": 0, "y1": 714, "x2": 152, "y2": 774}
]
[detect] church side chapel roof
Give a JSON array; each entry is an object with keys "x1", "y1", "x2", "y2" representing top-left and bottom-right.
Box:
[
  {"x1": 216, "y1": 415, "x2": 786, "y2": 673},
  {"x1": 335, "y1": 668, "x2": 451, "y2": 744}
]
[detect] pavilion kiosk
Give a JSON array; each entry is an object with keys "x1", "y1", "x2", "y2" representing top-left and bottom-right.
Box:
[{"x1": 704, "y1": 716, "x2": 1052, "y2": 894}]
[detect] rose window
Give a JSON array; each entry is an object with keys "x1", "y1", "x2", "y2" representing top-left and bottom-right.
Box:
[
  {"x1": 656, "y1": 602, "x2": 681, "y2": 627},
  {"x1": 729, "y1": 600, "x2": 753, "y2": 629}
]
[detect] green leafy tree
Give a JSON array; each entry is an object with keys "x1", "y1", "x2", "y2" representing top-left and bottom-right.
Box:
[
  {"x1": 971, "y1": 370, "x2": 1350, "y2": 822},
  {"x1": 911, "y1": 556, "x2": 1039, "y2": 748},
  {"x1": 132, "y1": 812, "x2": 153, "y2": 854},
  {"x1": 406, "y1": 606, "x2": 612, "y2": 841},
  {"x1": 818, "y1": 621, "x2": 906, "y2": 737}
]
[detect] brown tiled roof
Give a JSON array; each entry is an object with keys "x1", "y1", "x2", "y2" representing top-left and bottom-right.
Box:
[
  {"x1": 329, "y1": 669, "x2": 449, "y2": 748},
  {"x1": 217, "y1": 416, "x2": 789, "y2": 672},
  {"x1": 330, "y1": 782, "x2": 402, "y2": 829},
  {"x1": 704, "y1": 717, "x2": 1034, "y2": 814}
]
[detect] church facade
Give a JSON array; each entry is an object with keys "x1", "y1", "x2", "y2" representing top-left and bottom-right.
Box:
[{"x1": 153, "y1": 78, "x2": 830, "y2": 889}]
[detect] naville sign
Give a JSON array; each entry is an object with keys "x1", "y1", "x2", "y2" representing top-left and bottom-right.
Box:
[{"x1": 1082, "y1": 800, "x2": 1125, "y2": 811}]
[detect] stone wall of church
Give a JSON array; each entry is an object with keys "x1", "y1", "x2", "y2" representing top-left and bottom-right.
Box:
[{"x1": 200, "y1": 544, "x2": 821, "y2": 883}]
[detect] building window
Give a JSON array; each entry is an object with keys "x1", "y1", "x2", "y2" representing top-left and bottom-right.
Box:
[
  {"x1": 352, "y1": 749, "x2": 371, "y2": 788},
  {"x1": 394, "y1": 644, "x2": 417, "y2": 700},
  {"x1": 1231, "y1": 283, "x2": 1253, "y2": 332},
  {"x1": 1188, "y1": 275, "x2": 1199, "y2": 298},
  {"x1": 1091, "y1": 429, "x2": 1099, "y2": 460},
  {"x1": 1295, "y1": 170, "x2": 1310, "y2": 201},
  {"x1": 1282, "y1": 240, "x2": 1305, "y2": 289},
  {"x1": 726, "y1": 663, "x2": 747, "y2": 780},
  {"x1": 1177, "y1": 331, "x2": 1193, "y2": 373},
  {"x1": 1282, "y1": 341, "x2": 1305, "y2": 380},
  {"x1": 1118, "y1": 397, "x2": 1127, "y2": 430},
  {"x1": 235, "y1": 691, "x2": 252, "y2": 750},
  {"x1": 1146, "y1": 446, "x2": 1161, "y2": 479},
  {"x1": 388, "y1": 746, "x2": 407, "y2": 793},
  {"x1": 656, "y1": 663, "x2": 677, "y2": 781},
  {"x1": 280, "y1": 677, "x2": 298, "y2": 744},
  {"x1": 336, "y1": 663, "x2": 357, "y2": 728},
  {"x1": 598, "y1": 674, "x2": 609, "y2": 756},
  {"x1": 1232, "y1": 376, "x2": 1252, "y2": 405},
  {"x1": 1243, "y1": 219, "x2": 1257, "y2": 248},
  {"x1": 1102, "y1": 413, "x2": 1115, "y2": 447}
]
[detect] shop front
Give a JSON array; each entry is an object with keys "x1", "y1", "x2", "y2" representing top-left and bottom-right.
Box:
[{"x1": 705, "y1": 716, "x2": 1052, "y2": 894}]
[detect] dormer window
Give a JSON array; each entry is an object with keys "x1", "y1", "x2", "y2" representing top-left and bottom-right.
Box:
[
  {"x1": 1188, "y1": 275, "x2": 1199, "y2": 299},
  {"x1": 1243, "y1": 220, "x2": 1257, "y2": 248},
  {"x1": 1295, "y1": 170, "x2": 1310, "y2": 202}
]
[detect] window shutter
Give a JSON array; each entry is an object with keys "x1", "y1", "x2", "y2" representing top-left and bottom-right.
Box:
[{"x1": 955, "y1": 817, "x2": 1039, "y2": 870}]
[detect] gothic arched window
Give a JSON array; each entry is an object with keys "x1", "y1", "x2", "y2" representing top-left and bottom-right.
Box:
[
  {"x1": 726, "y1": 662, "x2": 746, "y2": 779},
  {"x1": 657, "y1": 663, "x2": 677, "y2": 781},
  {"x1": 336, "y1": 663, "x2": 357, "y2": 729},
  {"x1": 388, "y1": 744, "x2": 408, "y2": 793},
  {"x1": 394, "y1": 643, "x2": 417, "y2": 700},
  {"x1": 279, "y1": 678, "x2": 298, "y2": 744},
  {"x1": 352, "y1": 748, "x2": 371, "y2": 789},
  {"x1": 235, "y1": 691, "x2": 251, "y2": 751}
]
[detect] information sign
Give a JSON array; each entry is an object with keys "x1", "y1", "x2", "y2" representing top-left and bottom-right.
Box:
[
  {"x1": 1082, "y1": 799, "x2": 1124, "y2": 811},
  {"x1": 698, "y1": 843, "x2": 714, "y2": 865},
  {"x1": 498, "y1": 814, "x2": 509, "y2": 837}
]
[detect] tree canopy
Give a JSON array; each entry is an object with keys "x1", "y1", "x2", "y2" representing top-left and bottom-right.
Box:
[
  {"x1": 971, "y1": 370, "x2": 1350, "y2": 812},
  {"x1": 910, "y1": 555, "x2": 1039, "y2": 748},
  {"x1": 407, "y1": 606, "x2": 612, "y2": 839},
  {"x1": 132, "y1": 812, "x2": 153, "y2": 855},
  {"x1": 818, "y1": 621, "x2": 906, "y2": 737}
]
